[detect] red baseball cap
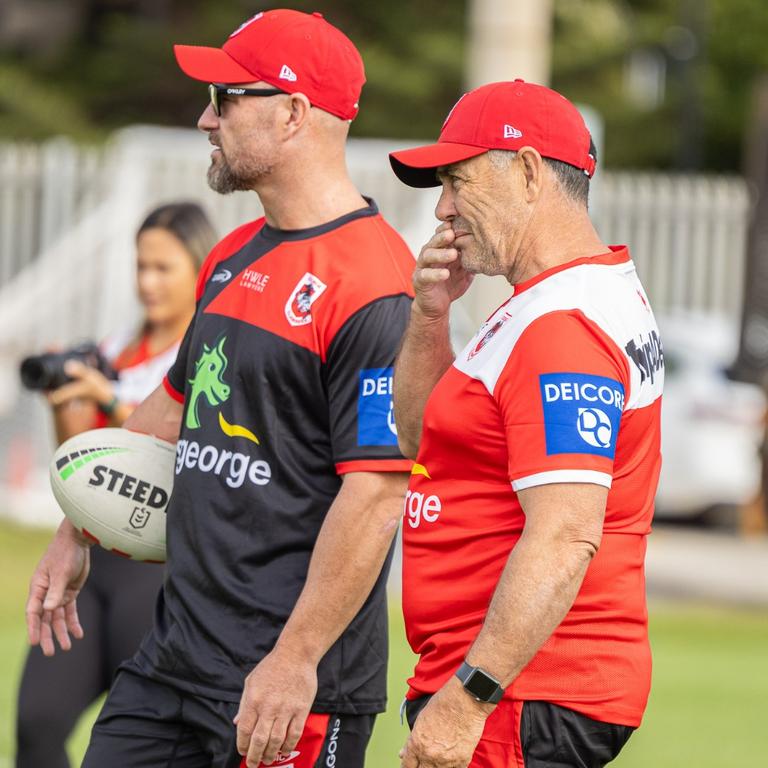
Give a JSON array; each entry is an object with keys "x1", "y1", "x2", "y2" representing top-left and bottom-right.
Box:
[
  {"x1": 173, "y1": 9, "x2": 365, "y2": 121},
  {"x1": 390, "y1": 80, "x2": 596, "y2": 188}
]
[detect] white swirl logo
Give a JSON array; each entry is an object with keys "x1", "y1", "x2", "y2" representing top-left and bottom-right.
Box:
[
  {"x1": 577, "y1": 408, "x2": 612, "y2": 448},
  {"x1": 387, "y1": 401, "x2": 398, "y2": 436}
]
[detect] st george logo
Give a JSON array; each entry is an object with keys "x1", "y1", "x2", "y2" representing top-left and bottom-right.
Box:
[
  {"x1": 467, "y1": 313, "x2": 511, "y2": 360},
  {"x1": 187, "y1": 337, "x2": 230, "y2": 429},
  {"x1": 285, "y1": 272, "x2": 327, "y2": 327},
  {"x1": 229, "y1": 12, "x2": 263, "y2": 38}
]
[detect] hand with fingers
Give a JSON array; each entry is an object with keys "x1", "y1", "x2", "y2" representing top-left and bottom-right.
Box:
[
  {"x1": 399, "y1": 679, "x2": 490, "y2": 768},
  {"x1": 26, "y1": 519, "x2": 93, "y2": 656},
  {"x1": 235, "y1": 647, "x2": 318, "y2": 766},
  {"x1": 412, "y1": 223, "x2": 474, "y2": 321},
  {"x1": 47, "y1": 360, "x2": 116, "y2": 411}
]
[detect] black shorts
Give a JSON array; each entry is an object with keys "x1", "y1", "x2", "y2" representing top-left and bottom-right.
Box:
[
  {"x1": 82, "y1": 670, "x2": 375, "y2": 768},
  {"x1": 405, "y1": 695, "x2": 634, "y2": 768}
]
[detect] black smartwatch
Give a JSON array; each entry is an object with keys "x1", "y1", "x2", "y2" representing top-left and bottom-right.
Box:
[{"x1": 455, "y1": 661, "x2": 505, "y2": 704}]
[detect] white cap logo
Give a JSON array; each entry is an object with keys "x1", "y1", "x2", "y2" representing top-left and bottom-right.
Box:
[
  {"x1": 279, "y1": 64, "x2": 298, "y2": 82},
  {"x1": 504, "y1": 124, "x2": 523, "y2": 139},
  {"x1": 229, "y1": 12, "x2": 264, "y2": 38},
  {"x1": 442, "y1": 93, "x2": 468, "y2": 129}
]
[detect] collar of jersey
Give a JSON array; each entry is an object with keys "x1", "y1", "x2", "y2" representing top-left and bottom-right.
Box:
[
  {"x1": 259, "y1": 197, "x2": 379, "y2": 242},
  {"x1": 510, "y1": 245, "x2": 630, "y2": 297}
]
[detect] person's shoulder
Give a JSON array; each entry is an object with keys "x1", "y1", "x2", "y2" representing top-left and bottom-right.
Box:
[
  {"x1": 338, "y1": 207, "x2": 413, "y2": 259},
  {"x1": 196, "y1": 218, "x2": 267, "y2": 295},
  {"x1": 315, "y1": 209, "x2": 414, "y2": 295},
  {"x1": 211, "y1": 217, "x2": 267, "y2": 261},
  {"x1": 298, "y1": 211, "x2": 413, "y2": 348}
]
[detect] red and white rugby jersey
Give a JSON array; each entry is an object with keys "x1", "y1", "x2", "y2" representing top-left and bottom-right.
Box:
[
  {"x1": 92, "y1": 329, "x2": 180, "y2": 428},
  {"x1": 402, "y1": 246, "x2": 663, "y2": 727}
]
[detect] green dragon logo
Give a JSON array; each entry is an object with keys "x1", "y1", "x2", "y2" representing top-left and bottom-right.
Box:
[{"x1": 186, "y1": 337, "x2": 231, "y2": 430}]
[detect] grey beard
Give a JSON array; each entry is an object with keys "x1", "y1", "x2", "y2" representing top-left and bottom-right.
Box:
[{"x1": 206, "y1": 156, "x2": 273, "y2": 194}]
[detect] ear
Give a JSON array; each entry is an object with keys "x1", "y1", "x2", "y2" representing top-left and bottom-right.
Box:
[
  {"x1": 216, "y1": 338, "x2": 226, "y2": 355},
  {"x1": 517, "y1": 146, "x2": 544, "y2": 204},
  {"x1": 281, "y1": 92, "x2": 313, "y2": 138},
  {"x1": 203, "y1": 343, "x2": 211, "y2": 353}
]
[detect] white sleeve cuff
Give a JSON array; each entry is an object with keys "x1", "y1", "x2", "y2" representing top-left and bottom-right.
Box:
[{"x1": 511, "y1": 469, "x2": 613, "y2": 492}]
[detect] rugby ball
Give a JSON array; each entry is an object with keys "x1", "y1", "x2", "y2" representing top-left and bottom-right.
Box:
[{"x1": 50, "y1": 428, "x2": 174, "y2": 562}]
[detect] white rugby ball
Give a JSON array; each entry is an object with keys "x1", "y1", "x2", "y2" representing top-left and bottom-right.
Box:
[{"x1": 50, "y1": 428, "x2": 175, "y2": 562}]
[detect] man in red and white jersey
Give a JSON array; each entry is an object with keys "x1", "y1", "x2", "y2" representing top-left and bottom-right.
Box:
[{"x1": 389, "y1": 81, "x2": 663, "y2": 768}]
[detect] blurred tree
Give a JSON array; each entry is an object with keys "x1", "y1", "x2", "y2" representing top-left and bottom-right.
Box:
[
  {"x1": 1, "y1": 0, "x2": 768, "y2": 171},
  {"x1": 0, "y1": 0, "x2": 465, "y2": 142},
  {"x1": 551, "y1": 0, "x2": 768, "y2": 171}
]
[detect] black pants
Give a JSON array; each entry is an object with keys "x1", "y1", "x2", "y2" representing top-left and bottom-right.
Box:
[
  {"x1": 83, "y1": 669, "x2": 375, "y2": 768},
  {"x1": 15, "y1": 547, "x2": 164, "y2": 768},
  {"x1": 406, "y1": 695, "x2": 634, "y2": 768}
]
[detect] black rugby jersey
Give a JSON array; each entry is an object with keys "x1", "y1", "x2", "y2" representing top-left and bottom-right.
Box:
[{"x1": 127, "y1": 201, "x2": 413, "y2": 712}]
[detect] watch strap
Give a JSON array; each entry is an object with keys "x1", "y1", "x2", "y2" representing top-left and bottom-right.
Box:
[{"x1": 455, "y1": 661, "x2": 505, "y2": 704}]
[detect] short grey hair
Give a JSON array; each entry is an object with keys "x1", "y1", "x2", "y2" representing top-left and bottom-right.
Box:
[{"x1": 486, "y1": 149, "x2": 591, "y2": 208}]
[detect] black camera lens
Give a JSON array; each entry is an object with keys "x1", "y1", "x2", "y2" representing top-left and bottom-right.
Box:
[
  {"x1": 20, "y1": 353, "x2": 71, "y2": 390},
  {"x1": 19, "y1": 343, "x2": 117, "y2": 391}
]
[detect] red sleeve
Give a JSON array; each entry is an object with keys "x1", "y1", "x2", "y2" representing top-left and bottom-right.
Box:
[
  {"x1": 335, "y1": 458, "x2": 413, "y2": 475},
  {"x1": 163, "y1": 375, "x2": 185, "y2": 404},
  {"x1": 494, "y1": 310, "x2": 631, "y2": 491}
]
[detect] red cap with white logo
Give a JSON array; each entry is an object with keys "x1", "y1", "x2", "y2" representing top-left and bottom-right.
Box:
[
  {"x1": 173, "y1": 9, "x2": 365, "y2": 121},
  {"x1": 390, "y1": 80, "x2": 596, "y2": 187}
]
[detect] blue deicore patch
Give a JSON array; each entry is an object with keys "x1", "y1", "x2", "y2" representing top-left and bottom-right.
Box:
[
  {"x1": 539, "y1": 372, "x2": 624, "y2": 459},
  {"x1": 358, "y1": 367, "x2": 398, "y2": 446}
]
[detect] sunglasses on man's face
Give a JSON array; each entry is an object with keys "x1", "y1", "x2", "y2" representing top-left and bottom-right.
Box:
[{"x1": 208, "y1": 84, "x2": 285, "y2": 117}]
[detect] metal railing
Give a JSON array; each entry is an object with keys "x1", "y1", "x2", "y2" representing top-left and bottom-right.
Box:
[{"x1": 595, "y1": 173, "x2": 751, "y2": 318}]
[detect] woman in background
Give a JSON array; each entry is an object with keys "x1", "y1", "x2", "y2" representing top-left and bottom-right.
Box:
[{"x1": 15, "y1": 202, "x2": 216, "y2": 768}]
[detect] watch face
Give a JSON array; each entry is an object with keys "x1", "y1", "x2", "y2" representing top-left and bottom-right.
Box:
[{"x1": 466, "y1": 669, "x2": 500, "y2": 700}]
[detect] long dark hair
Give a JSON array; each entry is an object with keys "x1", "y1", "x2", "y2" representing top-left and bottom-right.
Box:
[{"x1": 137, "y1": 202, "x2": 217, "y2": 269}]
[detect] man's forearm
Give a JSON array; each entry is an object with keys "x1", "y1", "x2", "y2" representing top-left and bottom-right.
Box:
[
  {"x1": 124, "y1": 383, "x2": 183, "y2": 443},
  {"x1": 465, "y1": 527, "x2": 598, "y2": 687},
  {"x1": 273, "y1": 472, "x2": 408, "y2": 664},
  {"x1": 393, "y1": 306, "x2": 454, "y2": 459}
]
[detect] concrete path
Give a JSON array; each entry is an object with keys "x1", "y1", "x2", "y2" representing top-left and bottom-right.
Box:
[{"x1": 646, "y1": 525, "x2": 768, "y2": 608}]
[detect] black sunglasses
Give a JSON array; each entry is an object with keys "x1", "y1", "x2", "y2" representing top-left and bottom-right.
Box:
[{"x1": 208, "y1": 84, "x2": 285, "y2": 116}]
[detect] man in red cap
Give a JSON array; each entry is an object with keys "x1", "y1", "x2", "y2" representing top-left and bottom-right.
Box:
[
  {"x1": 390, "y1": 80, "x2": 663, "y2": 767},
  {"x1": 25, "y1": 9, "x2": 414, "y2": 768}
]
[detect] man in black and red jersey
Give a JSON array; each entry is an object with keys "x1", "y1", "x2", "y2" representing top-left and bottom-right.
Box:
[
  {"x1": 389, "y1": 82, "x2": 663, "y2": 767},
  {"x1": 25, "y1": 10, "x2": 414, "y2": 768}
]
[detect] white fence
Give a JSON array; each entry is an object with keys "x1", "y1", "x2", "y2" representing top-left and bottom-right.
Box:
[
  {"x1": 596, "y1": 173, "x2": 751, "y2": 318},
  {"x1": 0, "y1": 128, "x2": 438, "y2": 358},
  {"x1": 0, "y1": 132, "x2": 752, "y2": 339},
  {"x1": 0, "y1": 139, "x2": 106, "y2": 285}
]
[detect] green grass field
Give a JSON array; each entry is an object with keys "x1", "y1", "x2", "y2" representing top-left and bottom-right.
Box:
[{"x1": 2, "y1": 520, "x2": 767, "y2": 767}]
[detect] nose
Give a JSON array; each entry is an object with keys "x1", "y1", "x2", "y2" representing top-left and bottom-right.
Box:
[
  {"x1": 435, "y1": 181, "x2": 457, "y2": 223},
  {"x1": 138, "y1": 269, "x2": 157, "y2": 298},
  {"x1": 198, "y1": 103, "x2": 219, "y2": 133}
]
